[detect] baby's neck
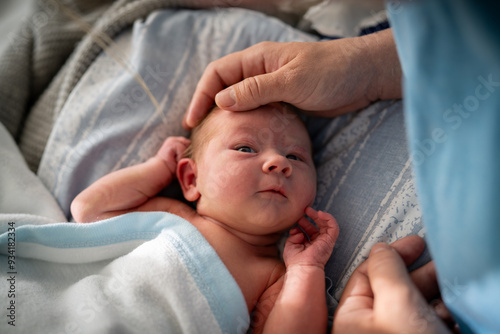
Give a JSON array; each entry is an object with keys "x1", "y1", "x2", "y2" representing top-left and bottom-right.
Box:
[{"x1": 200, "y1": 215, "x2": 283, "y2": 251}]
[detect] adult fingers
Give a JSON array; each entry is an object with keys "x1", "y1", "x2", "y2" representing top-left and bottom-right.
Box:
[
  {"x1": 337, "y1": 236, "x2": 428, "y2": 318},
  {"x1": 389, "y1": 236, "x2": 440, "y2": 300},
  {"x1": 215, "y1": 68, "x2": 288, "y2": 111},
  {"x1": 184, "y1": 42, "x2": 285, "y2": 129},
  {"x1": 184, "y1": 49, "x2": 246, "y2": 129},
  {"x1": 367, "y1": 244, "x2": 451, "y2": 334},
  {"x1": 367, "y1": 244, "x2": 427, "y2": 324},
  {"x1": 410, "y1": 261, "x2": 441, "y2": 301},
  {"x1": 338, "y1": 236, "x2": 425, "y2": 305},
  {"x1": 368, "y1": 243, "x2": 417, "y2": 300},
  {"x1": 183, "y1": 65, "x2": 229, "y2": 129},
  {"x1": 351, "y1": 236, "x2": 426, "y2": 278},
  {"x1": 388, "y1": 235, "x2": 427, "y2": 266}
]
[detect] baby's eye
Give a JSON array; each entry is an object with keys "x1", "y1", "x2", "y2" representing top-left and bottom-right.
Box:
[
  {"x1": 236, "y1": 146, "x2": 256, "y2": 153},
  {"x1": 286, "y1": 154, "x2": 301, "y2": 161}
]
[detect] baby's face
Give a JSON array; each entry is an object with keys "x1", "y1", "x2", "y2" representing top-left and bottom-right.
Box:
[{"x1": 194, "y1": 104, "x2": 316, "y2": 235}]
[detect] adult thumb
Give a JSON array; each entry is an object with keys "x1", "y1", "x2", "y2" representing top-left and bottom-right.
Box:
[
  {"x1": 368, "y1": 244, "x2": 427, "y2": 320},
  {"x1": 369, "y1": 243, "x2": 451, "y2": 333},
  {"x1": 368, "y1": 243, "x2": 415, "y2": 290},
  {"x1": 215, "y1": 72, "x2": 284, "y2": 111}
]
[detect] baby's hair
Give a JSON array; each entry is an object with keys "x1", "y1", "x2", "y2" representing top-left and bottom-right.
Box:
[{"x1": 182, "y1": 104, "x2": 220, "y2": 160}]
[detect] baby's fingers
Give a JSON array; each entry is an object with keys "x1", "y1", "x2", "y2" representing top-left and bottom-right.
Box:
[
  {"x1": 297, "y1": 215, "x2": 319, "y2": 240},
  {"x1": 169, "y1": 136, "x2": 191, "y2": 150},
  {"x1": 161, "y1": 136, "x2": 190, "y2": 147},
  {"x1": 305, "y1": 207, "x2": 338, "y2": 230},
  {"x1": 174, "y1": 138, "x2": 191, "y2": 159},
  {"x1": 156, "y1": 137, "x2": 191, "y2": 173},
  {"x1": 287, "y1": 227, "x2": 306, "y2": 245},
  {"x1": 304, "y1": 207, "x2": 339, "y2": 243}
]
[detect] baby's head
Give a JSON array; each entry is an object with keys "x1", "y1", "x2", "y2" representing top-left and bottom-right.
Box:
[{"x1": 177, "y1": 103, "x2": 316, "y2": 235}]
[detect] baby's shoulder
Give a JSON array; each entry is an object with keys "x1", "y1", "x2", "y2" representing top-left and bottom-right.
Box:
[{"x1": 161, "y1": 198, "x2": 197, "y2": 221}]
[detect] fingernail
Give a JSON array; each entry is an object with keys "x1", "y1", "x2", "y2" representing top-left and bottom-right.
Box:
[
  {"x1": 216, "y1": 88, "x2": 236, "y2": 108},
  {"x1": 371, "y1": 243, "x2": 391, "y2": 254},
  {"x1": 184, "y1": 104, "x2": 193, "y2": 127}
]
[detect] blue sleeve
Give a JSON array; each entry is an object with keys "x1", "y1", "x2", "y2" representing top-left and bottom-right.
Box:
[{"x1": 387, "y1": 1, "x2": 500, "y2": 333}]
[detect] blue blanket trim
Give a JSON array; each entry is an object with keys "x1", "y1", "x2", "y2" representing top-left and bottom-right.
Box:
[
  {"x1": 166, "y1": 221, "x2": 250, "y2": 333},
  {"x1": 0, "y1": 211, "x2": 249, "y2": 333},
  {"x1": 0, "y1": 212, "x2": 168, "y2": 248}
]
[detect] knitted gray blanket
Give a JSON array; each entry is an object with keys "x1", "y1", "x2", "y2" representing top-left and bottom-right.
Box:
[
  {"x1": 0, "y1": 0, "x2": 299, "y2": 172},
  {"x1": 1, "y1": 0, "x2": 173, "y2": 171}
]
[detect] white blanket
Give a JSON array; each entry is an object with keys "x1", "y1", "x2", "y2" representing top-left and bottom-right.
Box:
[{"x1": 0, "y1": 212, "x2": 249, "y2": 333}]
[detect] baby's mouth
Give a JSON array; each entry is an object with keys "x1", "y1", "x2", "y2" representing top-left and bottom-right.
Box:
[{"x1": 260, "y1": 188, "x2": 287, "y2": 198}]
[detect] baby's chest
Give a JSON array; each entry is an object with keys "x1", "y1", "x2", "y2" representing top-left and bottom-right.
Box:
[{"x1": 228, "y1": 257, "x2": 283, "y2": 311}]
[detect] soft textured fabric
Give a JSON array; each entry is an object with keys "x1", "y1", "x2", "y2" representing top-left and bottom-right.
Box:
[
  {"x1": 0, "y1": 0, "x2": 116, "y2": 169},
  {"x1": 1, "y1": 2, "x2": 428, "y2": 327},
  {"x1": 388, "y1": 0, "x2": 500, "y2": 332},
  {"x1": 0, "y1": 0, "x2": 206, "y2": 171},
  {"x1": 0, "y1": 212, "x2": 249, "y2": 334},
  {"x1": 0, "y1": 0, "x2": 302, "y2": 172},
  {"x1": 0, "y1": 122, "x2": 65, "y2": 221},
  {"x1": 301, "y1": 0, "x2": 386, "y2": 38}
]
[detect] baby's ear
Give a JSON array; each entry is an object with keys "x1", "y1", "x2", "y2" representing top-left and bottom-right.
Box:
[{"x1": 177, "y1": 158, "x2": 200, "y2": 202}]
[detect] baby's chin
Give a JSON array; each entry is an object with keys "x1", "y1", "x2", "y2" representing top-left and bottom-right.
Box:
[
  {"x1": 201, "y1": 203, "x2": 308, "y2": 235},
  {"x1": 245, "y1": 212, "x2": 305, "y2": 235}
]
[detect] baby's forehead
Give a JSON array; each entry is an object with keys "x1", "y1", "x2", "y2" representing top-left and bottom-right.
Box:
[
  {"x1": 212, "y1": 104, "x2": 304, "y2": 130},
  {"x1": 210, "y1": 104, "x2": 312, "y2": 148}
]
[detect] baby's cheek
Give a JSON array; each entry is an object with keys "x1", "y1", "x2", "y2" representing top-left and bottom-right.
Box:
[
  {"x1": 300, "y1": 185, "x2": 316, "y2": 208},
  {"x1": 309, "y1": 187, "x2": 317, "y2": 204},
  {"x1": 203, "y1": 164, "x2": 245, "y2": 198},
  {"x1": 203, "y1": 173, "x2": 228, "y2": 199},
  {"x1": 307, "y1": 171, "x2": 317, "y2": 204},
  {"x1": 295, "y1": 167, "x2": 316, "y2": 196}
]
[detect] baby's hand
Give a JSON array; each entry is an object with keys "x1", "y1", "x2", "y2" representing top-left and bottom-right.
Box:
[
  {"x1": 156, "y1": 136, "x2": 191, "y2": 176},
  {"x1": 284, "y1": 207, "x2": 339, "y2": 269}
]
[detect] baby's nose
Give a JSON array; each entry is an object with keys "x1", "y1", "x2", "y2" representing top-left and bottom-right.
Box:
[{"x1": 263, "y1": 154, "x2": 292, "y2": 177}]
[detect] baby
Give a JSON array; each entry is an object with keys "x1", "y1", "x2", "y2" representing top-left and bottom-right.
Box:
[{"x1": 71, "y1": 103, "x2": 339, "y2": 333}]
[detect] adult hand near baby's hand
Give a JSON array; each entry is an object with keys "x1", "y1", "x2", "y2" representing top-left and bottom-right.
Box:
[
  {"x1": 184, "y1": 29, "x2": 401, "y2": 129},
  {"x1": 333, "y1": 236, "x2": 456, "y2": 334},
  {"x1": 284, "y1": 207, "x2": 339, "y2": 269},
  {"x1": 156, "y1": 136, "x2": 191, "y2": 177}
]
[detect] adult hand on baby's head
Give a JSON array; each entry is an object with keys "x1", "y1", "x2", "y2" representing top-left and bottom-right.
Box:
[
  {"x1": 184, "y1": 29, "x2": 401, "y2": 130},
  {"x1": 156, "y1": 136, "x2": 191, "y2": 176},
  {"x1": 284, "y1": 207, "x2": 339, "y2": 270}
]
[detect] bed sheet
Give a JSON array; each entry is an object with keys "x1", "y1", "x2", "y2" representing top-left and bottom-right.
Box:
[{"x1": 1, "y1": 6, "x2": 429, "y2": 328}]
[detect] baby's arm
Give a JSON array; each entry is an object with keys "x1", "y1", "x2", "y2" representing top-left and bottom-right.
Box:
[
  {"x1": 71, "y1": 137, "x2": 190, "y2": 222},
  {"x1": 256, "y1": 207, "x2": 339, "y2": 334}
]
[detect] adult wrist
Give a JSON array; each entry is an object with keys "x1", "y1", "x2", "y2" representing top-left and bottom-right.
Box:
[{"x1": 361, "y1": 28, "x2": 403, "y2": 101}]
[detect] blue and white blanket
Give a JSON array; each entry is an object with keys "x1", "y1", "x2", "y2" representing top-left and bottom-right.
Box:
[{"x1": 0, "y1": 212, "x2": 249, "y2": 333}]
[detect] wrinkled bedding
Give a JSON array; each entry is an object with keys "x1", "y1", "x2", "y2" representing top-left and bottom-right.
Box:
[{"x1": 0, "y1": 4, "x2": 428, "y2": 331}]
